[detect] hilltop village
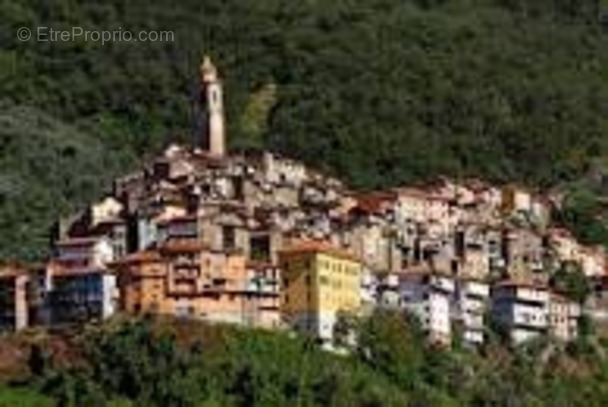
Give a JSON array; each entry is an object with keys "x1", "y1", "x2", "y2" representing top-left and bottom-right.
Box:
[{"x1": 1, "y1": 58, "x2": 607, "y2": 348}]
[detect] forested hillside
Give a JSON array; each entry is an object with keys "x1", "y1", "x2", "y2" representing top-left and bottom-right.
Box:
[
  {"x1": 1, "y1": 0, "x2": 607, "y2": 260},
  {"x1": 3, "y1": 313, "x2": 608, "y2": 406}
]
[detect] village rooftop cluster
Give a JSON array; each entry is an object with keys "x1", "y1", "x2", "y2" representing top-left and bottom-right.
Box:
[{"x1": 1, "y1": 58, "x2": 608, "y2": 348}]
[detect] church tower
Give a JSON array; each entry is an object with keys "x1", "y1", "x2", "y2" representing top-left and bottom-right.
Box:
[{"x1": 200, "y1": 56, "x2": 226, "y2": 156}]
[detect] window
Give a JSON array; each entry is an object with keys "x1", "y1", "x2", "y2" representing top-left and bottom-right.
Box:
[{"x1": 223, "y1": 226, "x2": 236, "y2": 251}]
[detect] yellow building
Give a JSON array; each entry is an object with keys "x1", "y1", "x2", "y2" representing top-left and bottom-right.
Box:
[{"x1": 279, "y1": 241, "x2": 362, "y2": 343}]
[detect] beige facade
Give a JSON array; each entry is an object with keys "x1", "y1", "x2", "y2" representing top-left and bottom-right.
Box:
[
  {"x1": 113, "y1": 241, "x2": 279, "y2": 328},
  {"x1": 549, "y1": 294, "x2": 580, "y2": 342},
  {"x1": 201, "y1": 56, "x2": 226, "y2": 156},
  {"x1": 91, "y1": 197, "x2": 124, "y2": 227},
  {"x1": 0, "y1": 265, "x2": 29, "y2": 331}
]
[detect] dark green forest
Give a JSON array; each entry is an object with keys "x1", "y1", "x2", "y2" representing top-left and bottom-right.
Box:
[
  {"x1": 3, "y1": 311, "x2": 608, "y2": 406},
  {"x1": 1, "y1": 0, "x2": 608, "y2": 260}
]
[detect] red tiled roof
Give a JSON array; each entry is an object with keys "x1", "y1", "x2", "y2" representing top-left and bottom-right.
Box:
[{"x1": 353, "y1": 191, "x2": 397, "y2": 214}]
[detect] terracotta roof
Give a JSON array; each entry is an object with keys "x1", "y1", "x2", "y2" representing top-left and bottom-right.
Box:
[
  {"x1": 549, "y1": 227, "x2": 575, "y2": 239},
  {"x1": 397, "y1": 264, "x2": 434, "y2": 275},
  {"x1": 56, "y1": 237, "x2": 104, "y2": 247},
  {"x1": 353, "y1": 191, "x2": 397, "y2": 214},
  {"x1": 397, "y1": 265, "x2": 454, "y2": 280},
  {"x1": 159, "y1": 240, "x2": 204, "y2": 253},
  {"x1": 465, "y1": 178, "x2": 492, "y2": 193},
  {"x1": 115, "y1": 250, "x2": 163, "y2": 264},
  {"x1": 495, "y1": 279, "x2": 548, "y2": 291},
  {"x1": 0, "y1": 263, "x2": 28, "y2": 278},
  {"x1": 394, "y1": 186, "x2": 451, "y2": 202},
  {"x1": 394, "y1": 187, "x2": 428, "y2": 199},
  {"x1": 502, "y1": 183, "x2": 532, "y2": 193},
  {"x1": 246, "y1": 260, "x2": 276, "y2": 269},
  {"x1": 280, "y1": 240, "x2": 360, "y2": 263},
  {"x1": 47, "y1": 262, "x2": 107, "y2": 277}
]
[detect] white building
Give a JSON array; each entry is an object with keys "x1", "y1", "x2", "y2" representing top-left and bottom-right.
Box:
[
  {"x1": 55, "y1": 236, "x2": 115, "y2": 269},
  {"x1": 360, "y1": 268, "x2": 378, "y2": 311},
  {"x1": 454, "y1": 278, "x2": 490, "y2": 346},
  {"x1": 399, "y1": 273, "x2": 455, "y2": 345},
  {"x1": 374, "y1": 272, "x2": 401, "y2": 309},
  {"x1": 47, "y1": 236, "x2": 119, "y2": 324},
  {"x1": 548, "y1": 293, "x2": 580, "y2": 342},
  {"x1": 491, "y1": 281, "x2": 550, "y2": 344}
]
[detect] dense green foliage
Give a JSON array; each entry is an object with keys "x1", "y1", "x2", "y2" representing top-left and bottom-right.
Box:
[
  {"x1": 0, "y1": 386, "x2": 54, "y2": 407},
  {"x1": 554, "y1": 183, "x2": 608, "y2": 248},
  {"x1": 28, "y1": 317, "x2": 410, "y2": 407},
  {"x1": 550, "y1": 261, "x2": 593, "y2": 304},
  {"x1": 1, "y1": 0, "x2": 607, "y2": 260},
  {"x1": 0, "y1": 104, "x2": 130, "y2": 260},
  {"x1": 5, "y1": 312, "x2": 608, "y2": 406}
]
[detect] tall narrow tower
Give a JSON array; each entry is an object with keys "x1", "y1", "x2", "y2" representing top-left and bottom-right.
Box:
[{"x1": 200, "y1": 56, "x2": 226, "y2": 156}]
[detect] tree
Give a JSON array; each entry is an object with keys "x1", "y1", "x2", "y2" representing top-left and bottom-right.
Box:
[
  {"x1": 550, "y1": 261, "x2": 592, "y2": 304},
  {"x1": 355, "y1": 309, "x2": 425, "y2": 390}
]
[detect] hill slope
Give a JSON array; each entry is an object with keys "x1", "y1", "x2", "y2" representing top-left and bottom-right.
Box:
[{"x1": 4, "y1": 314, "x2": 608, "y2": 406}]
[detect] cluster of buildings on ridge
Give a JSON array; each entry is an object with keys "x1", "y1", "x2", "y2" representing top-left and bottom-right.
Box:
[{"x1": 2, "y1": 58, "x2": 608, "y2": 348}]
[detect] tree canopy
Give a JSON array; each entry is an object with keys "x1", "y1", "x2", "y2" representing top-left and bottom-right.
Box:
[{"x1": 4, "y1": 312, "x2": 608, "y2": 407}]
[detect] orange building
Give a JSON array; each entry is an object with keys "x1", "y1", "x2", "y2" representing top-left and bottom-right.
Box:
[
  {"x1": 113, "y1": 240, "x2": 280, "y2": 328},
  {"x1": 243, "y1": 261, "x2": 281, "y2": 328}
]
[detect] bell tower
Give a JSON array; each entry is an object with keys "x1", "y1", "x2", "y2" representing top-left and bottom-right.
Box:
[{"x1": 200, "y1": 56, "x2": 226, "y2": 156}]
